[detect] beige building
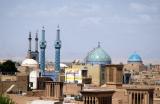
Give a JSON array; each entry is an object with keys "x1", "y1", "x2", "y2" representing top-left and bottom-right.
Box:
[
  {"x1": 45, "y1": 81, "x2": 63, "y2": 101},
  {"x1": 64, "y1": 63, "x2": 123, "y2": 87},
  {"x1": 106, "y1": 65, "x2": 123, "y2": 89},
  {"x1": 127, "y1": 88, "x2": 154, "y2": 104},
  {"x1": 81, "y1": 89, "x2": 115, "y2": 104},
  {"x1": 123, "y1": 63, "x2": 145, "y2": 73}
]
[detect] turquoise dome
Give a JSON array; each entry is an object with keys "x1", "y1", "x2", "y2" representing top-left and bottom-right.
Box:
[
  {"x1": 85, "y1": 45, "x2": 111, "y2": 65},
  {"x1": 128, "y1": 52, "x2": 142, "y2": 63}
]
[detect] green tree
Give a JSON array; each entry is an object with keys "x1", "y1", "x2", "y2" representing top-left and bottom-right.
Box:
[{"x1": 0, "y1": 60, "x2": 17, "y2": 75}]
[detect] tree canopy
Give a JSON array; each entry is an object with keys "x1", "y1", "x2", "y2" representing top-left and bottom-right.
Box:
[{"x1": 0, "y1": 60, "x2": 18, "y2": 75}]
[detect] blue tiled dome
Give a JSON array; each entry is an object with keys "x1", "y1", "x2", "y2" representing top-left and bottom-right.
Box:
[
  {"x1": 85, "y1": 44, "x2": 111, "y2": 65},
  {"x1": 128, "y1": 52, "x2": 142, "y2": 63}
]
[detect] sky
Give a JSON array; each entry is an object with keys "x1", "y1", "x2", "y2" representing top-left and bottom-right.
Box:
[{"x1": 0, "y1": 0, "x2": 160, "y2": 64}]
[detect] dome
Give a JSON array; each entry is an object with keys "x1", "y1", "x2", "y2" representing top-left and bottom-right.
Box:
[
  {"x1": 21, "y1": 59, "x2": 38, "y2": 67},
  {"x1": 128, "y1": 52, "x2": 142, "y2": 63},
  {"x1": 85, "y1": 44, "x2": 111, "y2": 65},
  {"x1": 60, "y1": 63, "x2": 68, "y2": 68}
]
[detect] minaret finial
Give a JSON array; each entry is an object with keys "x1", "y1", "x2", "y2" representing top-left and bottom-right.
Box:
[
  {"x1": 42, "y1": 26, "x2": 45, "y2": 30},
  {"x1": 56, "y1": 25, "x2": 60, "y2": 41},
  {"x1": 98, "y1": 41, "x2": 100, "y2": 47},
  {"x1": 57, "y1": 24, "x2": 60, "y2": 29}
]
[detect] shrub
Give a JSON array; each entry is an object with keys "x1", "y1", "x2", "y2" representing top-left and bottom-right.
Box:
[{"x1": 0, "y1": 94, "x2": 15, "y2": 104}]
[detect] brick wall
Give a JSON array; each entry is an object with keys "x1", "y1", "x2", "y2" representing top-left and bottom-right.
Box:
[
  {"x1": 0, "y1": 75, "x2": 29, "y2": 94},
  {"x1": 63, "y1": 83, "x2": 82, "y2": 96}
]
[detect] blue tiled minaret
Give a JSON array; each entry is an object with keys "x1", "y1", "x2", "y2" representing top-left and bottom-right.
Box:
[
  {"x1": 40, "y1": 27, "x2": 46, "y2": 74},
  {"x1": 54, "y1": 25, "x2": 61, "y2": 73}
]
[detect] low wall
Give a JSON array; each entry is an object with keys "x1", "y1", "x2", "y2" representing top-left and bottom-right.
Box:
[{"x1": 63, "y1": 83, "x2": 83, "y2": 96}]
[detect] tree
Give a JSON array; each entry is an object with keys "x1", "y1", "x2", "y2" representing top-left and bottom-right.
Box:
[
  {"x1": 0, "y1": 60, "x2": 18, "y2": 75},
  {"x1": 0, "y1": 63, "x2": 2, "y2": 72}
]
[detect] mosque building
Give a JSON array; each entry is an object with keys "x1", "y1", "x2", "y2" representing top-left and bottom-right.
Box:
[
  {"x1": 64, "y1": 43, "x2": 123, "y2": 86},
  {"x1": 17, "y1": 31, "x2": 40, "y2": 90},
  {"x1": 21, "y1": 58, "x2": 39, "y2": 90},
  {"x1": 17, "y1": 26, "x2": 56, "y2": 90}
]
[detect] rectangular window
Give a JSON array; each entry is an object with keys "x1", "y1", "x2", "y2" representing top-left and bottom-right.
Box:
[
  {"x1": 109, "y1": 69, "x2": 113, "y2": 82},
  {"x1": 82, "y1": 70, "x2": 87, "y2": 77}
]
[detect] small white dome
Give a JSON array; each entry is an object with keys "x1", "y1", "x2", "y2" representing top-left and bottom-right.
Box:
[
  {"x1": 60, "y1": 63, "x2": 68, "y2": 68},
  {"x1": 21, "y1": 59, "x2": 38, "y2": 68}
]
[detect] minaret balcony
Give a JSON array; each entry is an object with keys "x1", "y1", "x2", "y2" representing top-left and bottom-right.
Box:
[
  {"x1": 55, "y1": 44, "x2": 61, "y2": 48},
  {"x1": 40, "y1": 41, "x2": 46, "y2": 48}
]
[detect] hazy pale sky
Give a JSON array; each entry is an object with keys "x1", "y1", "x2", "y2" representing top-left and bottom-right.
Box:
[{"x1": 0, "y1": 0, "x2": 160, "y2": 64}]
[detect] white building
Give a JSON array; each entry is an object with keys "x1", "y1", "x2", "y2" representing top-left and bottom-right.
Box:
[{"x1": 21, "y1": 58, "x2": 39, "y2": 89}]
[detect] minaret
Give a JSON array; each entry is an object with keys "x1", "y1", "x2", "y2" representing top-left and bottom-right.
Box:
[
  {"x1": 40, "y1": 27, "x2": 46, "y2": 74},
  {"x1": 35, "y1": 31, "x2": 39, "y2": 63},
  {"x1": 28, "y1": 32, "x2": 32, "y2": 58},
  {"x1": 54, "y1": 25, "x2": 61, "y2": 73},
  {"x1": 35, "y1": 31, "x2": 38, "y2": 52}
]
